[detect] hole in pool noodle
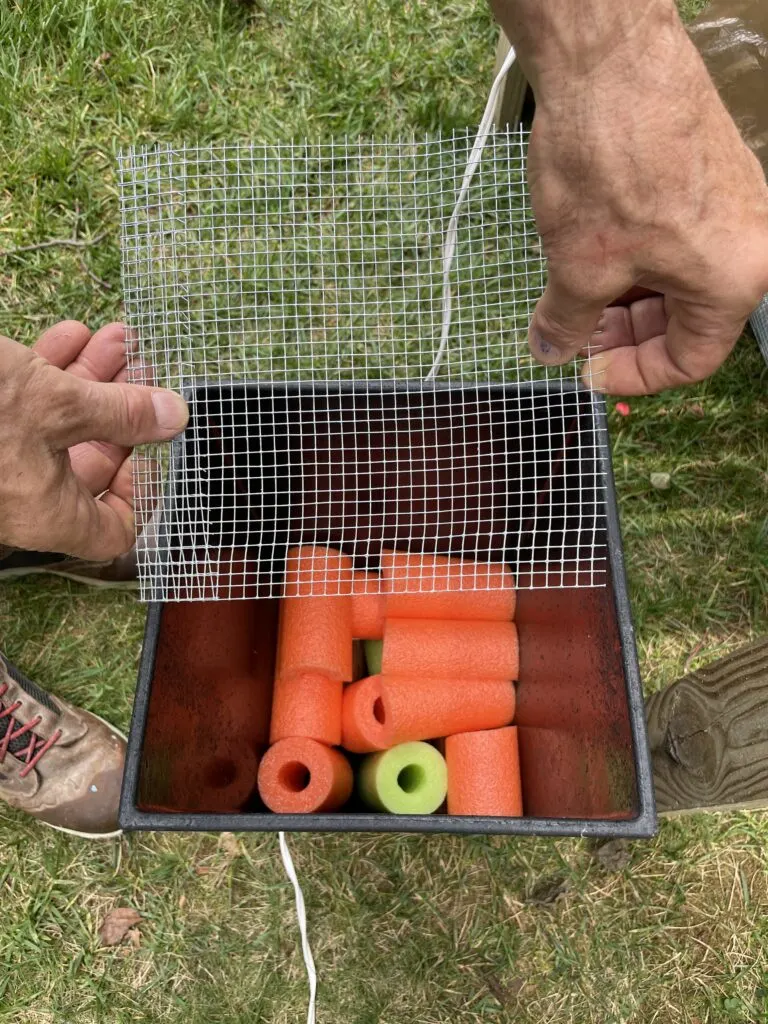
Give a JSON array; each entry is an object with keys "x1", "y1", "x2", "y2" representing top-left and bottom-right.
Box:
[
  {"x1": 279, "y1": 761, "x2": 312, "y2": 793},
  {"x1": 397, "y1": 763, "x2": 426, "y2": 794}
]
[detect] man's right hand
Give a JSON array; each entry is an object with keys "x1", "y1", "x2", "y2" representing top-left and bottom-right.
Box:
[
  {"x1": 0, "y1": 320, "x2": 188, "y2": 560},
  {"x1": 492, "y1": 0, "x2": 768, "y2": 395}
]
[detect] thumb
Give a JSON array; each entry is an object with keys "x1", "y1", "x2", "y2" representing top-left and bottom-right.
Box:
[
  {"x1": 580, "y1": 308, "x2": 740, "y2": 395},
  {"x1": 43, "y1": 370, "x2": 189, "y2": 449},
  {"x1": 528, "y1": 274, "x2": 608, "y2": 366}
]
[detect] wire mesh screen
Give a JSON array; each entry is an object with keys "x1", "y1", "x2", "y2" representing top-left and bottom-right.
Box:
[{"x1": 119, "y1": 130, "x2": 608, "y2": 601}]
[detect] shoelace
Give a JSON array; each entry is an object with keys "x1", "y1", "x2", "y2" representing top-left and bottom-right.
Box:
[{"x1": 0, "y1": 681, "x2": 62, "y2": 778}]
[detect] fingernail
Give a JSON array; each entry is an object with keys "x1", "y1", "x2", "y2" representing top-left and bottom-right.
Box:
[
  {"x1": 152, "y1": 391, "x2": 189, "y2": 432},
  {"x1": 582, "y1": 354, "x2": 609, "y2": 392},
  {"x1": 594, "y1": 314, "x2": 607, "y2": 334}
]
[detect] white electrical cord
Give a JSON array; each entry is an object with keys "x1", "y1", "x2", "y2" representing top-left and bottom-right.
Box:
[
  {"x1": 425, "y1": 42, "x2": 519, "y2": 381},
  {"x1": 279, "y1": 831, "x2": 318, "y2": 1024},
  {"x1": 276, "y1": 49, "x2": 518, "y2": 1024}
]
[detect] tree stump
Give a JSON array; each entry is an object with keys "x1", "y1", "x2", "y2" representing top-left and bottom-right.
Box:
[{"x1": 647, "y1": 639, "x2": 768, "y2": 814}]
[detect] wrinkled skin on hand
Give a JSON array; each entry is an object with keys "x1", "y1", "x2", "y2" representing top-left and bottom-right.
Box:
[
  {"x1": 492, "y1": 0, "x2": 768, "y2": 394},
  {"x1": 0, "y1": 321, "x2": 188, "y2": 559}
]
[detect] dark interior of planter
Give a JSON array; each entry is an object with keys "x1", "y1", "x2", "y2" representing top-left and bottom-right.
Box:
[{"x1": 135, "y1": 382, "x2": 639, "y2": 821}]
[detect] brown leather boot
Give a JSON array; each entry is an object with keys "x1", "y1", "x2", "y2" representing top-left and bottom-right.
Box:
[{"x1": 0, "y1": 655, "x2": 125, "y2": 838}]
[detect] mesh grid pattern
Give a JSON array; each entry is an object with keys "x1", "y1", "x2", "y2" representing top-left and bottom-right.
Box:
[
  {"x1": 751, "y1": 294, "x2": 768, "y2": 367},
  {"x1": 119, "y1": 130, "x2": 608, "y2": 600}
]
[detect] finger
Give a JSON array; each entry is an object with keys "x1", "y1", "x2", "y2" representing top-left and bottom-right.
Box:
[
  {"x1": 32, "y1": 320, "x2": 92, "y2": 366},
  {"x1": 128, "y1": 453, "x2": 161, "y2": 535},
  {"x1": 75, "y1": 491, "x2": 135, "y2": 560},
  {"x1": 114, "y1": 360, "x2": 155, "y2": 386},
  {"x1": 38, "y1": 471, "x2": 135, "y2": 561},
  {"x1": 581, "y1": 315, "x2": 740, "y2": 395},
  {"x1": 629, "y1": 297, "x2": 669, "y2": 346},
  {"x1": 38, "y1": 367, "x2": 189, "y2": 449},
  {"x1": 57, "y1": 322, "x2": 128, "y2": 384},
  {"x1": 528, "y1": 274, "x2": 610, "y2": 366},
  {"x1": 106, "y1": 456, "x2": 134, "y2": 506},
  {"x1": 68, "y1": 439, "x2": 130, "y2": 495},
  {"x1": 585, "y1": 298, "x2": 668, "y2": 354}
]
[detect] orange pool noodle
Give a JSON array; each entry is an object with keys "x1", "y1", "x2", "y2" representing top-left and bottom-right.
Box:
[
  {"x1": 382, "y1": 619, "x2": 519, "y2": 681},
  {"x1": 283, "y1": 545, "x2": 355, "y2": 596},
  {"x1": 375, "y1": 674, "x2": 515, "y2": 744},
  {"x1": 341, "y1": 675, "x2": 393, "y2": 753},
  {"x1": 446, "y1": 726, "x2": 522, "y2": 816},
  {"x1": 381, "y1": 551, "x2": 516, "y2": 621},
  {"x1": 168, "y1": 744, "x2": 260, "y2": 813},
  {"x1": 257, "y1": 737, "x2": 353, "y2": 813},
  {"x1": 276, "y1": 547, "x2": 354, "y2": 683},
  {"x1": 270, "y1": 671, "x2": 343, "y2": 746},
  {"x1": 350, "y1": 571, "x2": 386, "y2": 640}
]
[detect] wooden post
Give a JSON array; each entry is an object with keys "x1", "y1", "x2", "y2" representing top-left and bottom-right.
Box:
[
  {"x1": 646, "y1": 638, "x2": 768, "y2": 815},
  {"x1": 491, "y1": 29, "x2": 529, "y2": 130}
]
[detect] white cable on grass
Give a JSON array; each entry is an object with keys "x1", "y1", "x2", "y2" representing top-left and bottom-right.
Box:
[
  {"x1": 426, "y1": 42, "x2": 519, "y2": 381},
  {"x1": 276, "y1": 54, "x2": 519, "y2": 1023},
  {"x1": 279, "y1": 831, "x2": 318, "y2": 1024}
]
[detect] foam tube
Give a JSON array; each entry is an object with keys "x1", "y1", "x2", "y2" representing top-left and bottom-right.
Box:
[
  {"x1": 382, "y1": 619, "x2": 519, "y2": 681},
  {"x1": 341, "y1": 675, "x2": 392, "y2": 753},
  {"x1": 283, "y1": 545, "x2": 355, "y2": 597},
  {"x1": 270, "y1": 671, "x2": 343, "y2": 746},
  {"x1": 351, "y1": 571, "x2": 387, "y2": 640},
  {"x1": 359, "y1": 742, "x2": 447, "y2": 814},
  {"x1": 446, "y1": 726, "x2": 522, "y2": 817},
  {"x1": 276, "y1": 547, "x2": 354, "y2": 683},
  {"x1": 257, "y1": 737, "x2": 353, "y2": 813},
  {"x1": 168, "y1": 741, "x2": 260, "y2": 813},
  {"x1": 350, "y1": 673, "x2": 515, "y2": 745},
  {"x1": 381, "y1": 551, "x2": 516, "y2": 621}
]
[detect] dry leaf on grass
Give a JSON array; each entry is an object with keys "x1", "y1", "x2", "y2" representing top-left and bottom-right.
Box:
[
  {"x1": 98, "y1": 908, "x2": 142, "y2": 947},
  {"x1": 217, "y1": 832, "x2": 244, "y2": 861}
]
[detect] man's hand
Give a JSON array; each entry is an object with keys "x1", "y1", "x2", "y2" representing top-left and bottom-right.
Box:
[
  {"x1": 0, "y1": 320, "x2": 188, "y2": 560},
  {"x1": 492, "y1": 0, "x2": 768, "y2": 395}
]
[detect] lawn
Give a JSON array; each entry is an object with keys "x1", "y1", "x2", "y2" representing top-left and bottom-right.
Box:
[{"x1": 2, "y1": 0, "x2": 768, "y2": 1022}]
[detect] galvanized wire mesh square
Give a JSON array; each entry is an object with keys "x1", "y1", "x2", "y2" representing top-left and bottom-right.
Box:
[{"x1": 119, "y1": 129, "x2": 608, "y2": 600}]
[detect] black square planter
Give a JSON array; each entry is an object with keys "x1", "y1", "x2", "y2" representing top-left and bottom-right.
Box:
[{"x1": 119, "y1": 379, "x2": 656, "y2": 838}]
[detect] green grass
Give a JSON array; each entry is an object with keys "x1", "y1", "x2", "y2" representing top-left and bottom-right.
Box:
[{"x1": 1, "y1": 0, "x2": 767, "y2": 1021}]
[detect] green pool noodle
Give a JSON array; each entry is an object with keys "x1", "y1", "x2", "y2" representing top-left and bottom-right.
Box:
[
  {"x1": 358, "y1": 741, "x2": 447, "y2": 814},
  {"x1": 364, "y1": 639, "x2": 383, "y2": 676}
]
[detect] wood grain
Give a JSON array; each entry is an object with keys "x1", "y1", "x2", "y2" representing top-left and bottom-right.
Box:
[{"x1": 647, "y1": 639, "x2": 768, "y2": 814}]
